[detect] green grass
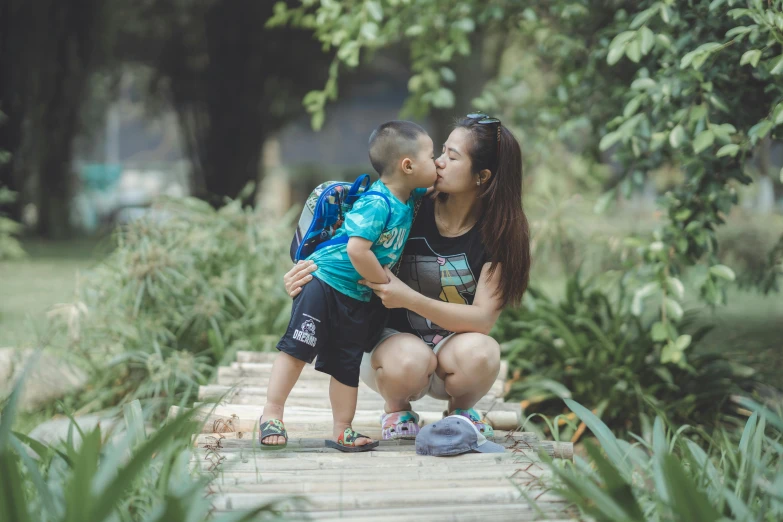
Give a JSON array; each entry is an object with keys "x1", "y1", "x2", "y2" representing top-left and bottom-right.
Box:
[
  {"x1": 688, "y1": 287, "x2": 783, "y2": 389},
  {"x1": 0, "y1": 238, "x2": 104, "y2": 347}
]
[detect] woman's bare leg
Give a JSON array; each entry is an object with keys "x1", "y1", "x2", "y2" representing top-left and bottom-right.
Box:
[
  {"x1": 434, "y1": 333, "x2": 501, "y2": 411},
  {"x1": 371, "y1": 334, "x2": 437, "y2": 413}
]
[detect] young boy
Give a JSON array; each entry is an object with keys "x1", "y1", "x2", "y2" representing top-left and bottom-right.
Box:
[{"x1": 259, "y1": 121, "x2": 437, "y2": 452}]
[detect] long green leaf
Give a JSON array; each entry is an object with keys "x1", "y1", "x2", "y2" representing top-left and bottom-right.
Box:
[
  {"x1": 88, "y1": 410, "x2": 199, "y2": 522},
  {"x1": 64, "y1": 426, "x2": 103, "y2": 522},
  {"x1": 584, "y1": 441, "x2": 645, "y2": 521},
  {"x1": 123, "y1": 399, "x2": 146, "y2": 449},
  {"x1": 733, "y1": 396, "x2": 783, "y2": 432},
  {"x1": 9, "y1": 435, "x2": 57, "y2": 517},
  {"x1": 660, "y1": 454, "x2": 722, "y2": 521},
  {"x1": 684, "y1": 440, "x2": 722, "y2": 500},
  {"x1": 0, "y1": 351, "x2": 40, "y2": 522},
  {"x1": 548, "y1": 460, "x2": 633, "y2": 521},
  {"x1": 12, "y1": 430, "x2": 72, "y2": 466},
  {"x1": 564, "y1": 399, "x2": 630, "y2": 478},
  {"x1": 0, "y1": 451, "x2": 32, "y2": 522}
]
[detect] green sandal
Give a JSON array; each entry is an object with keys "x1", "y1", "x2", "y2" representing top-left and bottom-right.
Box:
[
  {"x1": 325, "y1": 427, "x2": 379, "y2": 453},
  {"x1": 258, "y1": 418, "x2": 288, "y2": 450}
]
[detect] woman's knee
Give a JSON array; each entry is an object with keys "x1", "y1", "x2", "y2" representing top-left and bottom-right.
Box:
[
  {"x1": 440, "y1": 333, "x2": 501, "y2": 375},
  {"x1": 374, "y1": 334, "x2": 436, "y2": 380}
]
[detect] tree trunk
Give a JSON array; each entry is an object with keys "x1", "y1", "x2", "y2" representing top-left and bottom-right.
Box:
[
  {"x1": 33, "y1": 2, "x2": 99, "y2": 238},
  {"x1": 0, "y1": 0, "x2": 30, "y2": 223},
  {"x1": 1, "y1": 0, "x2": 109, "y2": 237}
]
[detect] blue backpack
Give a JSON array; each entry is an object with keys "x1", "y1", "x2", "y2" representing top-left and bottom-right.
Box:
[{"x1": 289, "y1": 174, "x2": 391, "y2": 262}]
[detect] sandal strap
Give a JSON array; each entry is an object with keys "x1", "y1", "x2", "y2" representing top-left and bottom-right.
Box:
[
  {"x1": 381, "y1": 410, "x2": 420, "y2": 429},
  {"x1": 259, "y1": 418, "x2": 288, "y2": 442},
  {"x1": 338, "y1": 428, "x2": 372, "y2": 447},
  {"x1": 451, "y1": 408, "x2": 495, "y2": 437}
]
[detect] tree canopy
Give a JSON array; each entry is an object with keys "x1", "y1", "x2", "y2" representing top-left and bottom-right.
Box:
[{"x1": 273, "y1": 0, "x2": 783, "y2": 365}]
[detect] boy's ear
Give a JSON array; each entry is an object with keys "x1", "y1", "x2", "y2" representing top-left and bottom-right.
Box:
[{"x1": 401, "y1": 157, "x2": 413, "y2": 173}]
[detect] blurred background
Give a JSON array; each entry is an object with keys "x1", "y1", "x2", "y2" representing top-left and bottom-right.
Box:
[
  {"x1": 1, "y1": 2, "x2": 783, "y2": 519},
  {"x1": 1, "y1": 0, "x2": 782, "y2": 458}
]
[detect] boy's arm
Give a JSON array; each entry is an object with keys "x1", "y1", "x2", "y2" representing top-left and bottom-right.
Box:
[{"x1": 346, "y1": 237, "x2": 388, "y2": 284}]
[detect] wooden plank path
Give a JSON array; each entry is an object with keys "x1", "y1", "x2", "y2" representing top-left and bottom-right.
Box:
[{"x1": 175, "y1": 351, "x2": 577, "y2": 521}]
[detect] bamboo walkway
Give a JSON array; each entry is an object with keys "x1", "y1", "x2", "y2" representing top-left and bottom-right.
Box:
[{"x1": 175, "y1": 351, "x2": 577, "y2": 521}]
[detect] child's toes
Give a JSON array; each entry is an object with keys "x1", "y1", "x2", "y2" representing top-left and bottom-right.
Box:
[{"x1": 356, "y1": 436, "x2": 374, "y2": 446}]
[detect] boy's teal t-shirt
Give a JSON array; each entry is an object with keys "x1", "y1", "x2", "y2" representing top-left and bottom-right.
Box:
[{"x1": 307, "y1": 181, "x2": 426, "y2": 302}]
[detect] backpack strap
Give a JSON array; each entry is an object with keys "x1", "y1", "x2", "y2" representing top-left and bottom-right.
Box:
[
  {"x1": 314, "y1": 191, "x2": 392, "y2": 252},
  {"x1": 345, "y1": 174, "x2": 372, "y2": 205}
]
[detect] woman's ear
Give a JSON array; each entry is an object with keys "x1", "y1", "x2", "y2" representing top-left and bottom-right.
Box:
[{"x1": 479, "y1": 168, "x2": 493, "y2": 184}]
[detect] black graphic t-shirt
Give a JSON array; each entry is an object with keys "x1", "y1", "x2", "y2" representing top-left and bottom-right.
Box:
[{"x1": 387, "y1": 196, "x2": 490, "y2": 346}]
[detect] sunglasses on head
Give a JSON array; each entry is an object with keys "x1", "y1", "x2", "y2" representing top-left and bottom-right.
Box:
[{"x1": 466, "y1": 113, "x2": 502, "y2": 158}]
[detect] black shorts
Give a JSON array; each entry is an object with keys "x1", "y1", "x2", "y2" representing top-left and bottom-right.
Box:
[{"x1": 276, "y1": 277, "x2": 387, "y2": 387}]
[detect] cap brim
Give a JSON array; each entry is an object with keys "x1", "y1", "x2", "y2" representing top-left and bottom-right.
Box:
[{"x1": 474, "y1": 440, "x2": 506, "y2": 453}]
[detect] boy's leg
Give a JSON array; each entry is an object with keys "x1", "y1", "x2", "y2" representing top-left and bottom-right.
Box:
[
  {"x1": 260, "y1": 352, "x2": 307, "y2": 445},
  {"x1": 263, "y1": 277, "x2": 330, "y2": 445},
  {"x1": 329, "y1": 377, "x2": 374, "y2": 446}
]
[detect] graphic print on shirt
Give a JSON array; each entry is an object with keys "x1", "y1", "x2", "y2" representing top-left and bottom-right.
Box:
[{"x1": 397, "y1": 238, "x2": 478, "y2": 347}]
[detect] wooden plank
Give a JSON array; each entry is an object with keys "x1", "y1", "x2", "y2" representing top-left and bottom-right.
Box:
[
  {"x1": 288, "y1": 506, "x2": 577, "y2": 522},
  {"x1": 192, "y1": 430, "x2": 571, "y2": 460},
  {"x1": 177, "y1": 404, "x2": 520, "y2": 431},
  {"x1": 194, "y1": 432, "x2": 541, "y2": 453},
  {"x1": 224, "y1": 360, "x2": 508, "y2": 382},
  {"x1": 196, "y1": 385, "x2": 517, "y2": 412},
  {"x1": 208, "y1": 469, "x2": 551, "y2": 490},
  {"x1": 191, "y1": 455, "x2": 553, "y2": 473},
  {"x1": 215, "y1": 369, "x2": 507, "y2": 397},
  {"x1": 208, "y1": 466, "x2": 551, "y2": 486},
  {"x1": 236, "y1": 351, "x2": 277, "y2": 363},
  {"x1": 310, "y1": 511, "x2": 577, "y2": 522},
  {"x1": 209, "y1": 487, "x2": 564, "y2": 511}
]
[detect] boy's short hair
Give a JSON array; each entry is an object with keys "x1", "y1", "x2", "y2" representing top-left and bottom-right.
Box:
[{"x1": 368, "y1": 121, "x2": 427, "y2": 177}]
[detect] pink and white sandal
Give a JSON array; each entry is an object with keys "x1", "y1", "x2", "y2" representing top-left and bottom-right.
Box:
[{"x1": 380, "y1": 411, "x2": 420, "y2": 440}]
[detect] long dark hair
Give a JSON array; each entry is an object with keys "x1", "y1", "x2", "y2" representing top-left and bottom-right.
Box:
[{"x1": 455, "y1": 116, "x2": 531, "y2": 308}]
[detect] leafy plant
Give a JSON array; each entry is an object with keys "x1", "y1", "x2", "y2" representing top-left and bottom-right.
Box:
[
  {"x1": 1, "y1": 356, "x2": 279, "y2": 522},
  {"x1": 47, "y1": 191, "x2": 294, "y2": 412},
  {"x1": 276, "y1": 0, "x2": 783, "y2": 363},
  {"x1": 535, "y1": 398, "x2": 783, "y2": 521},
  {"x1": 494, "y1": 273, "x2": 757, "y2": 435}
]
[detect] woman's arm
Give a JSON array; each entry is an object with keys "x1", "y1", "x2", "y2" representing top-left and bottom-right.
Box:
[
  {"x1": 361, "y1": 263, "x2": 504, "y2": 335},
  {"x1": 283, "y1": 260, "x2": 318, "y2": 297}
]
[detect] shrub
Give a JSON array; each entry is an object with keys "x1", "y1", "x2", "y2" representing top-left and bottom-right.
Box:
[
  {"x1": 493, "y1": 273, "x2": 757, "y2": 436},
  {"x1": 1, "y1": 359, "x2": 278, "y2": 522},
  {"x1": 49, "y1": 194, "x2": 294, "y2": 411},
  {"x1": 534, "y1": 399, "x2": 783, "y2": 522}
]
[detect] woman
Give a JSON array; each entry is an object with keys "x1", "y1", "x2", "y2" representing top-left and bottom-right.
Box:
[{"x1": 283, "y1": 113, "x2": 530, "y2": 440}]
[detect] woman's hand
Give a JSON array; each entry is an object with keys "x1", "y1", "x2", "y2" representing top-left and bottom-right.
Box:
[
  {"x1": 359, "y1": 267, "x2": 415, "y2": 309},
  {"x1": 283, "y1": 260, "x2": 317, "y2": 298}
]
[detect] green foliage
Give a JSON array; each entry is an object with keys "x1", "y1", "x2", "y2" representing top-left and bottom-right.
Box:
[
  {"x1": 280, "y1": 0, "x2": 783, "y2": 366},
  {"x1": 536, "y1": 399, "x2": 783, "y2": 521},
  {"x1": 48, "y1": 194, "x2": 293, "y2": 411},
  {"x1": 1, "y1": 361, "x2": 278, "y2": 522},
  {"x1": 494, "y1": 273, "x2": 757, "y2": 434},
  {"x1": 0, "y1": 186, "x2": 25, "y2": 261}
]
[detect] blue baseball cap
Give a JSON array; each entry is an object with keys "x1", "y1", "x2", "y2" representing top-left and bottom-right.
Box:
[{"x1": 416, "y1": 415, "x2": 506, "y2": 456}]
